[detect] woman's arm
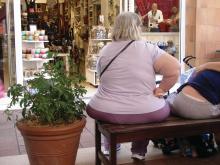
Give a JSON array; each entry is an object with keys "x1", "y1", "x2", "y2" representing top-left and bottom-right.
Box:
[
  {"x1": 196, "y1": 62, "x2": 220, "y2": 73},
  {"x1": 153, "y1": 53, "x2": 181, "y2": 96}
]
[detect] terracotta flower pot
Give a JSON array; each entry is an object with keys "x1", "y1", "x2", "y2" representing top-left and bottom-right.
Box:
[{"x1": 17, "y1": 118, "x2": 86, "y2": 165}]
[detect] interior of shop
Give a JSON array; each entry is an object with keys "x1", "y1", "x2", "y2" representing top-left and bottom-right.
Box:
[{"x1": 0, "y1": 0, "x2": 183, "y2": 88}]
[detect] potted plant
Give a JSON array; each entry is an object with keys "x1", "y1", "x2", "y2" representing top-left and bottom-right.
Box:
[{"x1": 5, "y1": 60, "x2": 87, "y2": 165}]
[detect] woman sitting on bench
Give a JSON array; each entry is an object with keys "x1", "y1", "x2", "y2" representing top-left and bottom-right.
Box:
[
  {"x1": 86, "y1": 12, "x2": 180, "y2": 160},
  {"x1": 168, "y1": 62, "x2": 220, "y2": 119}
]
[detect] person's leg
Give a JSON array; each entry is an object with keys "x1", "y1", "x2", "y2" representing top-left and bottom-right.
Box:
[
  {"x1": 86, "y1": 103, "x2": 170, "y2": 159},
  {"x1": 131, "y1": 140, "x2": 149, "y2": 160},
  {"x1": 86, "y1": 105, "x2": 121, "y2": 155},
  {"x1": 129, "y1": 103, "x2": 170, "y2": 160},
  {"x1": 103, "y1": 136, "x2": 121, "y2": 155}
]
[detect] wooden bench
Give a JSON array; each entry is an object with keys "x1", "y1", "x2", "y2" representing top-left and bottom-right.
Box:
[{"x1": 95, "y1": 116, "x2": 220, "y2": 165}]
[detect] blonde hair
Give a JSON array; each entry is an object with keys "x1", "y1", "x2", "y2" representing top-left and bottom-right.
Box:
[{"x1": 112, "y1": 12, "x2": 142, "y2": 41}]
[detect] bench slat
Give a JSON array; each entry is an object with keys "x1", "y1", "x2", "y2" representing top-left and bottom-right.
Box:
[{"x1": 99, "y1": 117, "x2": 220, "y2": 134}]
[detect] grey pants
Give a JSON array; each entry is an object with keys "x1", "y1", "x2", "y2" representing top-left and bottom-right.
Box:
[{"x1": 167, "y1": 91, "x2": 220, "y2": 119}]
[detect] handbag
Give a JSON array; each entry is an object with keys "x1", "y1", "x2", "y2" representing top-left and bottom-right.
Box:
[{"x1": 100, "y1": 40, "x2": 134, "y2": 77}]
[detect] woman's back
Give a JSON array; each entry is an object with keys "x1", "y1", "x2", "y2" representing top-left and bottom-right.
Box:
[{"x1": 89, "y1": 40, "x2": 166, "y2": 114}]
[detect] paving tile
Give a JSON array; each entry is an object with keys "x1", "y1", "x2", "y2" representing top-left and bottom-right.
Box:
[
  {"x1": 79, "y1": 141, "x2": 95, "y2": 148},
  {"x1": 19, "y1": 145, "x2": 26, "y2": 155},
  {"x1": 80, "y1": 131, "x2": 94, "y2": 140},
  {"x1": 0, "y1": 128, "x2": 19, "y2": 156},
  {"x1": 0, "y1": 112, "x2": 14, "y2": 129}
]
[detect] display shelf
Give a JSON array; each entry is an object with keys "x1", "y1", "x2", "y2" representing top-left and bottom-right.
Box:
[
  {"x1": 23, "y1": 58, "x2": 53, "y2": 62},
  {"x1": 90, "y1": 38, "x2": 111, "y2": 41},
  {"x1": 86, "y1": 69, "x2": 99, "y2": 86},
  {"x1": 87, "y1": 53, "x2": 98, "y2": 56},
  {"x1": 22, "y1": 40, "x2": 49, "y2": 43},
  {"x1": 24, "y1": 75, "x2": 51, "y2": 81},
  {"x1": 86, "y1": 34, "x2": 111, "y2": 86},
  {"x1": 22, "y1": 30, "x2": 51, "y2": 84},
  {"x1": 88, "y1": 69, "x2": 97, "y2": 72}
]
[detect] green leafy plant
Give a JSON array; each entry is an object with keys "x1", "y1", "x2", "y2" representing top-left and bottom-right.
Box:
[{"x1": 5, "y1": 60, "x2": 87, "y2": 125}]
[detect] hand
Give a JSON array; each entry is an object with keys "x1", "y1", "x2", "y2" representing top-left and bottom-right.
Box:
[{"x1": 153, "y1": 87, "x2": 165, "y2": 98}]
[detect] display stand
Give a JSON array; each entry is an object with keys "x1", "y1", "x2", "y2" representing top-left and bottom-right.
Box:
[
  {"x1": 22, "y1": 30, "x2": 52, "y2": 84},
  {"x1": 86, "y1": 38, "x2": 111, "y2": 86}
]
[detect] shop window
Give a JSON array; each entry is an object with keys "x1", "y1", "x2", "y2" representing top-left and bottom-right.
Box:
[{"x1": 135, "y1": 0, "x2": 180, "y2": 32}]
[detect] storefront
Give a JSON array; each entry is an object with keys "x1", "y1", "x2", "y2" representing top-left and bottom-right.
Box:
[
  {"x1": 85, "y1": 0, "x2": 186, "y2": 85},
  {"x1": 3, "y1": 0, "x2": 186, "y2": 87}
]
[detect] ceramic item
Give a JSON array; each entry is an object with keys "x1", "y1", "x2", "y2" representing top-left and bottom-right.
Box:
[
  {"x1": 22, "y1": 31, "x2": 26, "y2": 36},
  {"x1": 29, "y1": 31, "x2": 34, "y2": 35},
  {"x1": 44, "y1": 35, "x2": 48, "y2": 41},
  {"x1": 26, "y1": 54, "x2": 32, "y2": 60},
  {"x1": 26, "y1": 48, "x2": 31, "y2": 54},
  {"x1": 31, "y1": 49, "x2": 35, "y2": 54},
  {"x1": 34, "y1": 36, "x2": 39, "y2": 41},
  {"x1": 22, "y1": 49, "x2": 27, "y2": 54},
  {"x1": 34, "y1": 54, "x2": 40, "y2": 58},
  {"x1": 35, "y1": 49, "x2": 40, "y2": 54},
  {"x1": 40, "y1": 30, "x2": 45, "y2": 35},
  {"x1": 28, "y1": 35, "x2": 33, "y2": 41},
  {"x1": 39, "y1": 36, "x2": 44, "y2": 41},
  {"x1": 22, "y1": 36, "x2": 26, "y2": 40},
  {"x1": 41, "y1": 54, "x2": 47, "y2": 59}
]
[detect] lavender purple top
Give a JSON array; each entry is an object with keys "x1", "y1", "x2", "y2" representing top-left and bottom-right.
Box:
[{"x1": 89, "y1": 40, "x2": 167, "y2": 114}]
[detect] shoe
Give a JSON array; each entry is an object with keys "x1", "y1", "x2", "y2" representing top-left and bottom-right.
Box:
[
  {"x1": 103, "y1": 144, "x2": 121, "y2": 155},
  {"x1": 131, "y1": 153, "x2": 145, "y2": 160}
]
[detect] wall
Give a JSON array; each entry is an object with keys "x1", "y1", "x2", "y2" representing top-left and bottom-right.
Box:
[
  {"x1": 185, "y1": 0, "x2": 220, "y2": 66},
  {"x1": 195, "y1": 0, "x2": 220, "y2": 64}
]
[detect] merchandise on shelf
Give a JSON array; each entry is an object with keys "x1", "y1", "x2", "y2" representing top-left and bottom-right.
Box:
[
  {"x1": 22, "y1": 30, "x2": 48, "y2": 41},
  {"x1": 91, "y1": 26, "x2": 107, "y2": 39},
  {"x1": 146, "y1": 40, "x2": 168, "y2": 50},
  {"x1": 22, "y1": 30, "x2": 52, "y2": 83},
  {"x1": 87, "y1": 55, "x2": 98, "y2": 70},
  {"x1": 22, "y1": 48, "x2": 49, "y2": 60}
]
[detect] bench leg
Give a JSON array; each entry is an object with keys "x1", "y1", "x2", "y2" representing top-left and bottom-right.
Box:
[
  {"x1": 95, "y1": 121, "x2": 101, "y2": 165},
  {"x1": 109, "y1": 135, "x2": 117, "y2": 165}
]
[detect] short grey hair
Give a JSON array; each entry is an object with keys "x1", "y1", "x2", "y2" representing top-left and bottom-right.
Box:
[{"x1": 112, "y1": 12, "x2": 142, "y2": 41}]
